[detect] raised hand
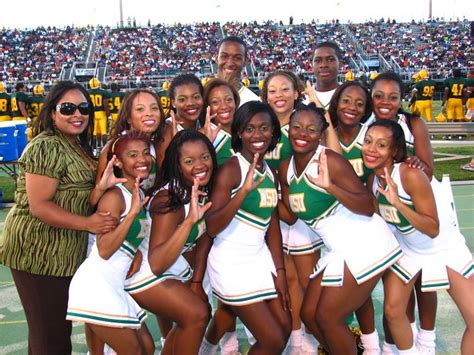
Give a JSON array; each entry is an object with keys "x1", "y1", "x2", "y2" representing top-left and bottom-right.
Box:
[
  {"x1": 242, "y1": 153, "x2": 266, "y2": 193},
  {"x1": 188, "y1": 177, "x2": 212, "y2": 223},
  {"x1": 130, "y1": 177, "x2": 150, "y2": 216},
  {"x1": 96, "y1": 155, "x2": 127, "y2": 191},
  {"x1": 202, "y1": 106, "x2": 220, "y2": 142},
  {"x1": 306, "y1": 149, "x2": 330, "y2": 189},
  {"x1": 305, "y1": 80, "x2": 322, "y2": 107},
  {"x1": 377, "y1": 167, "x2": 401, "y2": 208}
]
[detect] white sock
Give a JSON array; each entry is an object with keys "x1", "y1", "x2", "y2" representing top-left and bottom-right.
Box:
[
  {"x1": 301, "y1": 330, "x2": 320, "y2": 353},
  {"x1": 219, "y1": 331, "x2": 239, "y2": 352},
  {"x1": 199, "y1": 338, "x2": 218, "y2": 355},
  {"x1": 382, "y1": 341, "x2": 398, "y2": 354},
  {"x1": 243, "y1": 325, "x2": 256, "y2": 346},
  {"x1": 397, "y1": 343, "x2": 420, "y2": 354},
  {"x1": 288, "y1": 328, "x2": 303, "y2": 347},
  {"x1": 416, "y1": 328, "x2": 436, "y2": 353},
  {"x1": 360, "y1": 329, "x2": 381, "y2": 352},
  {"x1": 410, "y1": 322, "x2": 418, "y2": 341}
]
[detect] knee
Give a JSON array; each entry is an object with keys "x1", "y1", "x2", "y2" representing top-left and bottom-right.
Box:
[
  {"x1": 185, "y1": 301, "x2": 210, "y2": 328},
  {"x1": 259, "y1": 329, "x2": 288, "y2": 353},
  {"x1": 384, "y1": 300, "x2": 405, "y2": 324},
  {"x1": 315, "y1": 307, "x2": 336, "y2": 329}
]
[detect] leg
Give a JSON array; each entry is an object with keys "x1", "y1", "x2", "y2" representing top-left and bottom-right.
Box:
[
  {"x1": 355, "y1": 296, "x2": 375, "y2": 334},
  {"x1": 415, "y1": 277, "x2": 437, "y2": 330},
  {"x1": 205, "y1": 301, "x2": 237, "y2": 344},
  {"x1": 285, "y1": 254, "x2": 304, "y2": 332},
  {"x1": 231, "y1": 300, "x2": 290, "y2": 354},
  {"x1": 132, "y1": 279, "x2": 209, "y2": 355},
  {"x1": 11, "y1": 269, "x2": 72, "y2": 355},
  {"x1": 446, "y1": 268, "x2": 474, "y2": 354},
  {"x1": 87, "y1": 323, "x2": 151, "y2": 355},
  {"x1": 383, "y1": 270, "x2": 418, "y2": 351},
  {"x1": 316, "y1": 264, "x2": 381, "y2": 354},
  {"x1": 300, "y1": 270, "x2": 327, "y2": 348}
]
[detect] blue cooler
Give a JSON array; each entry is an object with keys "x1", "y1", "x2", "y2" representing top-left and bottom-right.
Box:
[
  {"x1": 0, "y1": 121, "x2": 19, "y2": 162},
  {"x1": 14, "y1": 120, "x2": 28, "y2": 156}
]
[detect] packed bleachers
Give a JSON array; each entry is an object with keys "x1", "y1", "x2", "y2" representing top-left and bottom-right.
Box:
[
  {"x1": 94, "y1": 23, "x2": 220, "y2": 80},
  {"x1": 1, "y1": 19, "x2": 471, "y2": 85},
  {"x1": 0, "y1": 26, "x2": 91, "y2": 82}
]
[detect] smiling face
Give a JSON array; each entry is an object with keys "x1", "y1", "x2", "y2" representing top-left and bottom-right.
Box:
[
  {"x1": 179, "y1": 139, "x2": 214, "y2": 186},
  {"x1": 240, "y1": 112, "x2": 274, "y2": 158},
  {"x1": 217, "y1": 41, "x2": 247, "y2": 81},
  {"x1": 172, "y1": 83, "x2": 204, "y2": 126},
  {"x1": 312, "y1": 46, "x2": 340, "y2": 90},
  {"x1": 52, "y1": 89, "x2": 89, "y2": 142},
  {"x1": 361, "y1": 125, "x2": 395, "y2": 171},
  {"x1": 265, "y1": 74, "x2": 299, "y2": 122},
  {"x1": 336, "y1": 85, "x2": 368, "y2": 128},
  {"x1": 115, "y1": 139, "x2": 152, "y2": 181},
  {"x1": 371, "y1": 79, "x2": 402, "y2": 120},
  {"x1": 207, "y1": 85, "x2": 236, "y2": 130},
  {"x1": 289, "y1": 110, "x2": 323, "y2": 155},
  {"x1": 129, "y1": 92, "x2": 162, "y2": 134}
]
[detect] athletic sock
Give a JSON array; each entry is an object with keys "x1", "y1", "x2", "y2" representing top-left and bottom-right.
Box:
[
  {"x1": 397, "y1": 342, "x2": 420, "y2": 354},
  {"x1": 199, "y1": 337, "x2": 218, "y2": 355},
  {"x1": 416, "y1": 328, "x2": 436, "y2": 354},
  {"x1": 382, "y1": 341, "x2": 398, "y2": 354},
  {"x1": 360, "y1": 329, "x2": 381, "y2": 354},
  {"x1": 219, "y1": 331, "x2": 239, "y2": 353},
  {"x1": 301, "y1": 328, "x2": 320, "y2": 354}
]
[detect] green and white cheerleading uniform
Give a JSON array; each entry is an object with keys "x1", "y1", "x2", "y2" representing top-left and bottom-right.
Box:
[
  {"x1": 373, "y1": 163, "x2": 473, "y2": 291},
  {"x1": 339, "y1": 123, "x2": 372, "y2": 184},
  {"x1": 287, "y1": 145, "x2": 402, "y2": 286},
  {"x1": 207, "y1": 153, "x2": 279, "y2": 305},
  {"x1": 67, "y1": 184, "x2": 149, "y2": 328},
  {"x1": 124, "y1": 186, "x2": 206, "y2": 294},
  {"x1": 265, "y1": 123, "x2": 323, "y2": 255},
  {"x1": 212, "y1": 124, "x2": 234, "y2": 167}
]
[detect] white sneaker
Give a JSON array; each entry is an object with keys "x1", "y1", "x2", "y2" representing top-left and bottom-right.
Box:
[{"x1": 416, "y1": 342, "x2": 435, "y2": 355}]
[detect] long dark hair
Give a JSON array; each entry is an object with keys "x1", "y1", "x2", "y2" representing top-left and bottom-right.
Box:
[
  {"x1": 328, "y1": 81, "x2": 372, "y2": 128},
  {"x1": 32, "y1": 80, "x2": 95, "y2": 158},
  {"x1": 151, "y1": 129, "x2": 217, "y2": 213},
  {"x1": 110, "y1": 88, "x2": 165, "y2": 144},
  {"x1": 367, "y1": 119, "x2": 407, "y2": 163},
  {"x1": 231, "y1": 101, "x2": 281, "y2": 152}
]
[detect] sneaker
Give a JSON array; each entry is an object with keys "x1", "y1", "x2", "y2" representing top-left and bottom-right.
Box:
[
  {"x1": 416, "y1": 342, "x2": 435, "y2": 355},
  {"x1": 461, "y1": 163, "x2": 474, "y2": 172}
]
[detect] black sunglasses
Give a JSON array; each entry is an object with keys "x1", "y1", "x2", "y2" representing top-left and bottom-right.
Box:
[{"x1": 56, "y1": 102, "x2": 90, "y2": 116}]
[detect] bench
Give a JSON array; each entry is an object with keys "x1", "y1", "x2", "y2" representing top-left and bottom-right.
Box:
[{"x1": 426, "y1": 122, "x2": 474, "y2": 136}]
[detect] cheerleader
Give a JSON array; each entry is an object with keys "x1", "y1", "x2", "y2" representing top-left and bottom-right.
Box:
[
  {"x1": 278, "y1": 103, "x2": 401, "y2": 353},
  {"x1": 362, "y1": 119, "x2": 474, "y2": 354},
  {"x1": 67, "y1": 133, "x2": 154, "y2": 354}
]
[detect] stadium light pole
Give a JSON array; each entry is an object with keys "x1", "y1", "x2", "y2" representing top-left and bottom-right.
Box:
[
  {"x1": 429, "y1": 0, "x2": 432, "y2": 20},
  {"x1": 119, "y1": 0, "x2": 124, "y2": 28}
]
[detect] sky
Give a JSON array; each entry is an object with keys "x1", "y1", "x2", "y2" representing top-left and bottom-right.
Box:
[{"x1": 0, "y1": 0, "x2": 472, "y2": 29}]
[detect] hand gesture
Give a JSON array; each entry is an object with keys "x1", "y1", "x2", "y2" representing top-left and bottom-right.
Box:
[
  {"x1": 96, "y1": 155, "x2": 127, "y2": 191},
  {"x1": 188, "y1": 177, "x2": 212, "y2": 224},
  {"x1": 377, "y1": 167, "x2": 401, "y2": 208},
  {"x1": 274, "y1": 269, "x2": 291, "y2": 312},
  {"x1": 305, "y1": 80, "x2": 322, "y2": 107},
  {"x1": 201, "y1": 106, "x2": 220, "y2": 142},
  {"x1": 169, "y1": 110, "x2": 178, "y2": 138},
  {"x1": 306, "y1": 149, "x2": 331, "y2": 190},
  {"x1": 242, "y1": 153, "x2": 266, "y2": 193},
  {"x1": 130, "y1": 177, "x2": 150, "y2": 217}
]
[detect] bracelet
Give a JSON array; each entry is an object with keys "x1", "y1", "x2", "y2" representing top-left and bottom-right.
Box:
[
  {"x1": 190, "y1": 280, "x2": 203, "y2": 283},
  {"x1": 276, "y1": 267, "x2": 286, "y2": 272}
]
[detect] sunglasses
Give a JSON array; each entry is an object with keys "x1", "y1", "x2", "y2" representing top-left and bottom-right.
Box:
[{"x1": 56, "y1": 102, "x2": 90, "y2": 116}]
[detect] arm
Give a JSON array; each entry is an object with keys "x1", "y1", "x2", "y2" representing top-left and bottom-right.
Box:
[
  {"x1": 205, "y1": 154, "x2": 265, "y2": 236},
  {"x1": 189, "y1": 232, "x2": 214, "y2": 302},
  {"x1": 307, "y1": 149, "x2": 375, "y2": 216},
  {"x1": 406, "y1": 117, "x2": 434, "y2": 179},
  {"x1": 148, "y1": 179, "x2": 211, "y2": 276},
  {"x1": 19, "y1": 99, "x2": 28, "y2": 117},
  {"x1": 266, "y1": 207, "x2": 290, "y2": 311},
  {"x1": 96, "y1": 179, "x2": 149, "y2": 259},
  {"x1": 26, "y1": 173, "x2": 117, "y2": 234},
  {"x1": 321, "y1": 112, "x2": 342, "y2": 154},
  {"x1": 379, "y1": 165, "x2": 439, "y2": 237},
  {"x1": 277, "y1": 158, "x2": 297, "y2": 225}
]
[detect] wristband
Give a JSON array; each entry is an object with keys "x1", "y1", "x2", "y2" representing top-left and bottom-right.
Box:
[{"x1": 276, "y1": 267, "x2": 286, "y2": 273}]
